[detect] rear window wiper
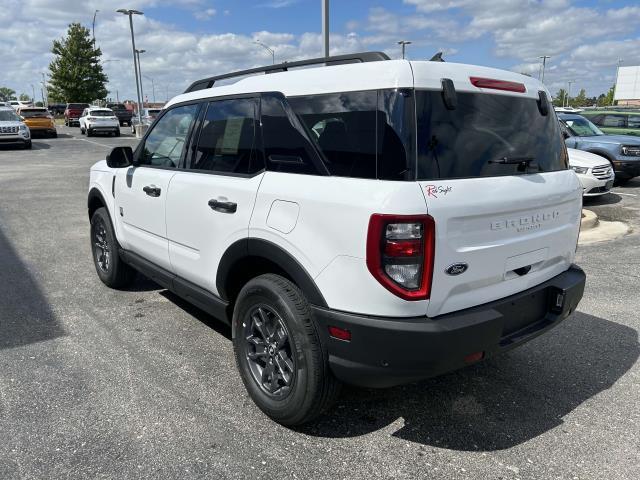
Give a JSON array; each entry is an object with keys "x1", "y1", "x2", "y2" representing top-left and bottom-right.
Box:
[
  {"x1": 489, "y1": 156, "x2": 535, "y2": 165},
  {"x1": 489, "y1": 156, "x2": 538, "y2": 172}
]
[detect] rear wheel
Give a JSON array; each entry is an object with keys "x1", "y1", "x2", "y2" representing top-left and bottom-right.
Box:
[
  {"x1": 90, "y1": 207, "x2": 136, "y2": 288},
  {"x1": 233, "y1": 274, "x2": 341, "y2": 426},
  {"x1": 86, "y1": 128, "x2": 92, "y2": 137},
  {"x1": 50, "y1": 131, "x2": 57, "y2": 138}
]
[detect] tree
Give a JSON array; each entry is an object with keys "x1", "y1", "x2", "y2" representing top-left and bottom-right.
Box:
[
  {"x1": 604, "y1": 84, "x2": 616, "y2": 106},
  {"x1": 0, "y1": 87, "x2": 16, "y2": 101},
  {"x1": 570, "y1": 88, "x2": 588, "y2": 108},
  {"x1": 553, "y1": 88, "x2": 568, "y2": 107},
  {"x1": 19, "y1": 93, "x2": 30, "y2": 102},
  {"x1": 48, "y1": 23, "x2": 108, "y2": 103}
]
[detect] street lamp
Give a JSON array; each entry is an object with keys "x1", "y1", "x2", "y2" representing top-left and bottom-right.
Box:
[
  {"x1": 322, "y1": 0, "x2": 329, "y2": 57},
  {"x1": 92, "y1": 10, "x2": 99, "y2": 44},
  {"x1": 566, "y1": 80, "x2": 575, "y2": 108},
  {"x1": 612, "y1": 58, "x2": 623, "y2": 106},
  {"x1": 253, "y1": 40, "x2": 275, "y2": 65},
  {"x1": 143, "y1": 75, "x2": 156, "y2": 103},
  {"x1": 30, "y1": 84, "x2": 35, "y2": 105},
  {"x1": 135, "y1": 49, "x2": 146, "y2": 107},
  {"x1": 539, "y1": 55, "x2": 550, "y2": 83},
  {"x1": 116, "y1": 8, "x2": 144, "y2": 126},
  {"x1": 397, "y1": 40, "x2": 412, "y2": 59}
]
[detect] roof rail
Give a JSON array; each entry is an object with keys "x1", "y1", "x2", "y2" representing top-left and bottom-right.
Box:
[{"x1": 184, "y1": 51, "x2": 391, "y2": 93}]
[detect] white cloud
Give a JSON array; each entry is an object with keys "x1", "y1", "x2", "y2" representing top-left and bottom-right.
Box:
[{"x1": 194, "y1": 8, "x2": 216, "y2": 20}]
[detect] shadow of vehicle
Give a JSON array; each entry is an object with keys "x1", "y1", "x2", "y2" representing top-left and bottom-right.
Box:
[
  {"x1": 0, "y1": 226, "x2": 65, "y2": 349},
  {"x1": 160, "y1": 289, "x2": 231, "y2": 340},
  {"x1": 583, "y1": 192, "x2": 622, "y2": 206},
  {"x1": 297, "y1": 311, "x2": 638, "y2": 451}
]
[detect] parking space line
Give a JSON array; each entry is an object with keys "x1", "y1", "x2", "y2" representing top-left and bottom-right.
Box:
[{"x1": 616, "y1": 192, "x2": 637, "y2": 197}]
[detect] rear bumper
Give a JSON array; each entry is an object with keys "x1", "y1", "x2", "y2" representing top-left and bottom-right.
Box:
[{"x1": 312, "y1": 265, "x2": 586, "y2": 388}]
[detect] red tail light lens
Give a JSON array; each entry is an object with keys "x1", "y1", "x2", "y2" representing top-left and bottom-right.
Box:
[
  {"x1": 366, "y1": 214, "x2": 435, "y2": 301},
  {"x1": 470, "y1": 77, "x2": 526, "y2": 93}
]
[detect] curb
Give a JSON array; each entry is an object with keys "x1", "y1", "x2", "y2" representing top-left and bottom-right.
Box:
[{"x1": 580, "y1": 209, "x2": 598, "y2": 231}]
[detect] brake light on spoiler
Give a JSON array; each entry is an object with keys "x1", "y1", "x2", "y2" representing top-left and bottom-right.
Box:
[{"x1": 470, "y1": 77, "x2": 526, "y2": 93}]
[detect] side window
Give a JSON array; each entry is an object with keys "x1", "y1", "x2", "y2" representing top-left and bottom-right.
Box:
[
  {"x1": 602, "y1": 114, "x2": 627, "y2": 128},
  {"x1": 260, "y1": 95, "x2": 320, "y2": 175},
  {"x1": 589, "y1": 114, "x2": 604, "y2": 125},
  {"x1": 289, "y1": 91, "x2": 378, "y2": 179},
  {"x1": 628, "y1": 115, "x2": 640, "y2": 129},
  {"x1": 189, "y1": 97, "x2": 262, "y2": 174},
  {"x1": 139, "y1": 104, "x2": 198, "y2": 168}
]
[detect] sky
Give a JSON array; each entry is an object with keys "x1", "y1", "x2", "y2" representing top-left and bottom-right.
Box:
[{"x1": 1, "y1": 0, "x2": 640, "y2": 103}]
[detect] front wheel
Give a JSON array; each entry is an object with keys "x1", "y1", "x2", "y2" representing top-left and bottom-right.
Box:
[
  {"x1": 90, "y1": 207, "x2": 136, "y2": 288},
  {"x1": 86, "y1": 129, "x2": 92, "y2": 137},
  {"x1": 232, "y1": 274, "x2": 341, "y2": 426}
]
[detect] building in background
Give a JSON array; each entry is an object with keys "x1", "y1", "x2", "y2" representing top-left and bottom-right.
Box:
[{"x1": 615, "y1": 66, "x2": 640, "y2": 107}]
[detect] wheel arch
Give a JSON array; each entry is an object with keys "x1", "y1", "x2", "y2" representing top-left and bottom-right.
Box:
[
  {"x1": 217, "y1": 238, "x2": 327, "y2": 308},
  {"x1": 88, "y1": 186, "x2": 110, "y2": 221}
]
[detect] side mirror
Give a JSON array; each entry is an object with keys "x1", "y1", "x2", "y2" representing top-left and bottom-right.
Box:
[
  {"x1": 562, "y1": 131, "x2": 570, "y2": 140},
  {"x1": 106, "y1": 146, "x2": 133, "y2": 168}
]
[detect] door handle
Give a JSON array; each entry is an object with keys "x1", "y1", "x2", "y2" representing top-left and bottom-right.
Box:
[
  {"x1": 208, "y1": 199, "x2": 237, "y2": 213},
  {"x1": 143, "y1": 185, "x2": 161, "y2": 197}
]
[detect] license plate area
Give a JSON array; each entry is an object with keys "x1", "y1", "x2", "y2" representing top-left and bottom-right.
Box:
[{"x1": 499, "y1": 290, "x2": 548, "y2": 338}]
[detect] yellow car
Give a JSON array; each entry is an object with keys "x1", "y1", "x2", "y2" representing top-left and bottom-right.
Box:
[{"x1": 17, "y1": 107, "x2": 57, "y2": 138}]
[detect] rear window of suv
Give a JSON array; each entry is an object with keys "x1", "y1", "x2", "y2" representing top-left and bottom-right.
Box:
[
  {"x1": 68, "y1": 103, "x2": 89, "y2": 109},
  {"x1": 415, "y1": 90, "x2": 567, "y2": 179}
]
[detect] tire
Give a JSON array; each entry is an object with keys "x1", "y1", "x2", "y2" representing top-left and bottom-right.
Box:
[
  {"x1": 24, "y1": 140, "x2": 32, "y2": 150},
  {"x1": 90, "y1": 207, "x2": 136, "y2": 288},
  {"x1": 115, "y1": 129, "x2": 121, "y2": 137},
  {"x1": 80, "y1": 127, "x2": 85, "y2": 135},
  {"x1": 131, "y1": 125, "x2": 135, "y2": 135},
  {"x1": 86, "y1": 129, "x2": 92, "y2": 137},
  {"x1": 232, "y1": 274, "x2": 341, "y2": 426},
  {"x1": 50, "y1": 131, "x2": 57, "y2": 138},
  {"x1": 64, "y1": 119, "x2": 68, "y2": 127}
]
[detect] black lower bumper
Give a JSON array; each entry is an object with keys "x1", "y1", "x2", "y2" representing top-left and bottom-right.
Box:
[
  {"x1": 312, "y1": 265, "x2": 586, "y2": 388},
  {"x1": 613, "y1": 160, "x2": 640, "y2": 179}
]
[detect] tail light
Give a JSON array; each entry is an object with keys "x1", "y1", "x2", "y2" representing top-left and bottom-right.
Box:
[{"x1": 366, "y1": 214, "x2": 435, "y2": 301}]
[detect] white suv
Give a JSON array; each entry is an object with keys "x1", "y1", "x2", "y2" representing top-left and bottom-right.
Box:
[
  {"x1": 79, "y1": 107, "x2": 120, "y2": 137},
  {"x1": 88, "y1": 52, "x2": 586, "y2": 426}
]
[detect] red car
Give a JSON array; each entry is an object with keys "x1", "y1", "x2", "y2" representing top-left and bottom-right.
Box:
[{"x1": 64, "y1": 103, "x2": 89, "y2": 127}]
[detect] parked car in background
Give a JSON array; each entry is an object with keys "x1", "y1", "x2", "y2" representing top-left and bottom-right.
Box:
[
  {"x1": 105, "y1": 103, "x2": 133, "y2": 126},
  {"x1": 9, "y1": 100, "x2": 32, "y2": 110},
  {"x1": 580, "y1": 110, "x2": 640, "y2": 136},
  {"x1": 79, "y1": 107, "x2": 120, "y2": 137},
  {"x1": 130, "y1": 107, "x2": 162, "y2": 133},
  {"x1": 16, "y1": 106, "x2": 57, "y2": 138},
  {"x1": 48, "y1": 103, "x2": 67, "y2": 116},
  {"x1": 64, "y1": 103, "x2": 90, "y2": 126},
  {"x1": 0, "y1": 106, "x2": 31, "y2": 148},
  {"x1": 558, "y1": 113, "x2": 640, "y2": 182},
  {"x1": 567, "y1": 148, "x2": 615, "y2": 196}
]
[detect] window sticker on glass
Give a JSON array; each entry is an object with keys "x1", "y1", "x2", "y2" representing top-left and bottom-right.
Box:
[{"x1": 221, "y1": 117, "x2": 245, "y2": 155}]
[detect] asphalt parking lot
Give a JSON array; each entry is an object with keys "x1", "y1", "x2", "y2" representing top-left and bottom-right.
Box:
[{"x1": 0, "y1": 126, "x2": 638, "y2": 479}]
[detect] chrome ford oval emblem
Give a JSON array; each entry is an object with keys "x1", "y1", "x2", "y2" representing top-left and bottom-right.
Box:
[{"x1": 445, "y1": 263, "x2": 468, "y2": 276}]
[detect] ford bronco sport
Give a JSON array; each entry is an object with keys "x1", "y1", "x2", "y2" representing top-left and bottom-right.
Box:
[{"x1": 88, "y1": 52, "x2": 586, "y2": 426}]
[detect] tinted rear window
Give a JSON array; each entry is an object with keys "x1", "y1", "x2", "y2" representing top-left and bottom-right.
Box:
[
  {"x1": 68, "y1": 103, "x2": 88, "y2": 109},
  {"x1": 416, "y1": 90, "x2": 567, "y2": 179}
]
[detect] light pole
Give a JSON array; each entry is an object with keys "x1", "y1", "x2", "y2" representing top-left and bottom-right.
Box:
[
  {"x1": 143, "y1": 75, "x2": 156, "y2": 103},
  {"x1": 92, "y1": 10, "x2": 99, "y2": 44},
  {"x1": 30, "y1": 84, "x2": 35, "y2": 105},
  {"x1": 135, "y1": 49, "x2": 146, "y2": 108},
  {"x1": 253, "y1": 40, "x2": 275, "y2": 64},
  {"x1": 398, "y1": 40, "x2": 412, "y2": 59},
  {"x1": 322, "y1": 0, "x2": 329, "y2": 57},
  {"x1": 41, "y1": 72, "x2": 47, "y2": 107},
  {"x1": 117, "y1": 8, "x2": 144, "y2": 126},
  {"x1": 612, "y1": 58, "x2": 623, "y2": 106},
  {"x1": 566, "y1": 80, "x2": 575, "y2": 108},
  {"x1": 539, "y1": 55, "x2": 550, "y2": 83}
]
